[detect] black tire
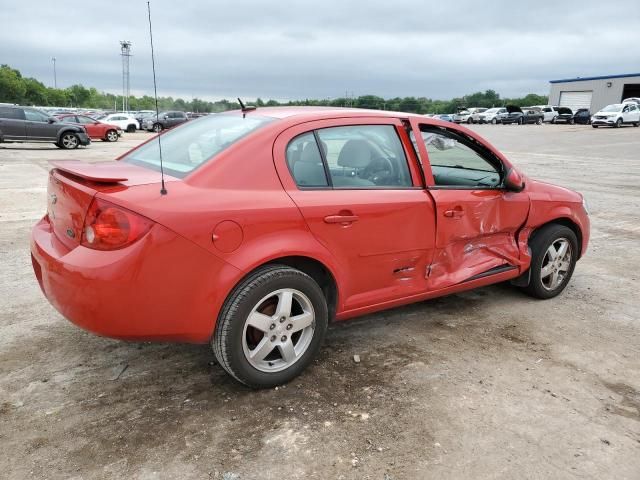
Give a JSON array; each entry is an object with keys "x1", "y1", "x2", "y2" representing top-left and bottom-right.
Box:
[
  {"x1": 569, "y1": 118, "x2": 575, "y2": 125},
  {"x1": 521, "y1": 224, "x2": 578, "y2": 299},
  {"x1": 518, "y1": 117, "x2": 524, "y2": 125},
  {"x1": 467, "y1": 117, "x2": 473, "y2": 124},
  {"x1": 551, "y1": 117, "x2": 556, "y2": 124},
  {"x1": 152, "y1": 123, "x2": 163, "y2": 133},
  {"x1": 592, "y1": 125, "x2": 598, "y2": 128},
  {"x1": 212, "y1": 264, "x2": 328, "y2": 388},
  {"x1": 105, "y1": 129, "x2": 118, "y2": 142},
  {"x1": 536, "y1": 117, "x2": 543, "y2": 125},
  {"x1": 491, "y1": 118, "x2": 497, "y2": 124},
  {"x1": 615, "y1": 118, "x2": 622, "y2": 128},
  {"x1": 633, "y1": 122, "x2": 639, "y2": 127},
  {"x1": 58, "y1": 132, "x2": 79, "y2": 149},
  {"x1": 126, "y1": 124, "x2": 136, "y2": 133}
]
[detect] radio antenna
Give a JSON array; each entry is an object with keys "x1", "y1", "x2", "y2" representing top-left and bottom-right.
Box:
[{"x1": 147, "y1": 1, "x2": 167, "y2": 195}]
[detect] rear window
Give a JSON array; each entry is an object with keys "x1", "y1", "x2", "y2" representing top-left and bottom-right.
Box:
[
  {"x1": 0, "y1": 106, "x2": 24, "y2": 120},
  {"x1": 122, "y1": 113, "x2": 273, "y2": 178}
]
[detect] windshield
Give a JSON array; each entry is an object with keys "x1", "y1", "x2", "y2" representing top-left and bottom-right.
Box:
[
  {"x1": 601, "y1": 104, "x2": 622, "y2": 112},
  {"x1": 122, "y1": 113, "x2": 274, "y2": 178},
  {"x1": 484, "y1": 108, "x2": 499, "y2": 114}
]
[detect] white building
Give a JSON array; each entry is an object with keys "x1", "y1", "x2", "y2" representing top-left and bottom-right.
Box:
[{"x1": 548, "y1": 73, "x2": 640, "y2": 112}]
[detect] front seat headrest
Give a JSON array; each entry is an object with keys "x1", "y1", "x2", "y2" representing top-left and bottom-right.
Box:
[{"x1": 337, "y1": 139, "x2": 371, "y2": 168}]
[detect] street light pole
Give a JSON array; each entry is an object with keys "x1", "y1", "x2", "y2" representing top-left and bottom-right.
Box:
[{"x1": 51, "y1": 57, "x2": 57, "y2": 88}]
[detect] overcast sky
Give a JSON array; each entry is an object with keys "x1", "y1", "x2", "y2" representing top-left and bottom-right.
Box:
[{"x1": 1, "y1": 0, "x2": 639, "y2": 101}]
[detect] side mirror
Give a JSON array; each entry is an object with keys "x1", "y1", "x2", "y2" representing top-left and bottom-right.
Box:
[{"x1": 505, "y1": 168, "x2": 525, "y2": 192}]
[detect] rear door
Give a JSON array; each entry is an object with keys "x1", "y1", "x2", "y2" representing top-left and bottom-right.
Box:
[
  {"x1": 409, "y1": 119, "x2": 530, "y2": 290},
  {"x1": 273, "y1": 117, "x2": 437, "y2": 311},
  {"x1": 0, "y1": 106, "x2": 27, "y2": 139}
]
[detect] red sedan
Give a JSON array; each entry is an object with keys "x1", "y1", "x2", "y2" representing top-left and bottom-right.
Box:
[
  {"x1": 31, "y1": 107, "x2": 590, "y2": 388},
  {"x1": 55, "y1": 114, "x2": 122, "y2": 142}
]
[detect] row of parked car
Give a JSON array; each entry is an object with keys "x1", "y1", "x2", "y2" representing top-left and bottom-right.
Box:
[
  {"x1": 431, "y1": 98, "x2": 640, "y2": 128},
  {"x1": 0, "y1": 103, "x2": 195, "y2": 149}
]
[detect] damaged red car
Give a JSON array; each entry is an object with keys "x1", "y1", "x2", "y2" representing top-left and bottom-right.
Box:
[{"x1": 30, "y1": 107, "x2": 590, "y2": 388}]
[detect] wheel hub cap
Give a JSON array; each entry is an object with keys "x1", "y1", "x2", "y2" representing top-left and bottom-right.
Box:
[{"x1": 540, "y1": 238, "x2": 572, "y2": 291}]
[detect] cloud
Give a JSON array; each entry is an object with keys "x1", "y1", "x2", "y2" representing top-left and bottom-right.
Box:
[{"x1": 1, "y1": 0, "x2": 639, "y2": 101}]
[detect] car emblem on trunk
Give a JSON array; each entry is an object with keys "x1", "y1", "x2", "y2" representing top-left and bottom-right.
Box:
[{"x1": 66, "y1": 228, "x2": 75, "y2": 239}]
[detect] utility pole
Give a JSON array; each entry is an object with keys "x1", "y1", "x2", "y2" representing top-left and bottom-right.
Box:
[
  {"x1": 51, "y1": 57, "x2": 57, "y2": 88},
  {"x1": 120, "y1": 41, "x2": 132, "y2": 112}
]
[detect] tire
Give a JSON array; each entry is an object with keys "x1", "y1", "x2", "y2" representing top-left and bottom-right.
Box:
[
  {"x1": 536, "y1": 117, "x2": 543, "y2": 125},
  {"x1": 59, "y1": 132, "x2": 79, "y2": 149},
  {"x1": 615, "y1": 118, "x2": 622, "y2": 128},
  {"x1": 551, "y1": 117, "x2": 556, "y2": 124},
  {"x1": 592, "y1": 125, "x2": 598, "y2": 128},
  {"x1": 491, "y1": 118, "x2": 497, "y2": 124},
  {"x1": 126, "y1": 124, "x2": 136, "y2": 133},
  {"x1": 467, "y1": 117, "x2": 473, "y2": 124},
  {"x1": 152, "y1": 123, "x2": 163, "y2": 133},
  {"x1": 633, "y1": 122, "x2": 639, "y2": 127},
  {"x1": 569, "y1": 119, "x2": 575, "y2": 125},
  {"x1": 105, "y1": 130, "x2": 118, "y2": 142},
  {"x1": 212, "y1": 264, "x2": 329, "y2": 388},
  {"x1": 518, "y1": 117, "x2": 524, "y2": 125},
  {"x1": 521, "y1": 224, "x2": 578, "y2": 299}
]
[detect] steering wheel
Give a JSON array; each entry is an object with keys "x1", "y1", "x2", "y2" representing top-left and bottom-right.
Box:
[{"x1": 363, "y1": 156, "x2": 396, "y2": 184}]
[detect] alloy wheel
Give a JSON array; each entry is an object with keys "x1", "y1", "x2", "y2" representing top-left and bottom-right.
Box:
[
  {"x1": 61, "y1": 134, "x2": 78, "y2": 149},
  {"x1": 242, "y1": 288, "x2": 315, "y2": 373},
  {"x1": 106, "y1": 130, "x2": 118, "y2": 142},
  {"x1": 540, "y1": 238, "x2": 572, "y2": 291}
]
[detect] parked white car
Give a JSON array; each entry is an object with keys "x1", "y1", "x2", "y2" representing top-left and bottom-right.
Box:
[
  {"x1": 591, "y1": 103, "x2": 640, "y2": 128},
  {"x1": 98, "y1": 113, "x2": 139, "y2": 133},
  {"x1": 478, "y1": 107, "x2": 508, "y2": 124},
  {"x1": 539, "y1": 106, "x2": 562, "y2": 123},
  {"x1": 453, "y1": 107, "x2": 487, "y2": 124}
]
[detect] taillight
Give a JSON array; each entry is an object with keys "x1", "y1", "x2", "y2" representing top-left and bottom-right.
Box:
[{"x1": 81, "y1": 198, "x2": 154, "y2": 250}]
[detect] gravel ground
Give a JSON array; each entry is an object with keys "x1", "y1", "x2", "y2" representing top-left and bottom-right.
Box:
[{"x1": 1, "y1": 124, "x2": 639, "y2": 479}]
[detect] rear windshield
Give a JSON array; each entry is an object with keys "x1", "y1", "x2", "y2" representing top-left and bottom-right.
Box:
[{"x1": 122, "y1": 113, "x2": 274, "y2": 178}]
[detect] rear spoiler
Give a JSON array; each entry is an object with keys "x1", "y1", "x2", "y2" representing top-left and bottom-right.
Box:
[{"x1": 50, "y1": 161, "x2": 128, "y2": 183}]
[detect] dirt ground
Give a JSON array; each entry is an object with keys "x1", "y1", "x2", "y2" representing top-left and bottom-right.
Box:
[{"x1": 1, "y1": 124, "x2": 639, "y2": 480}]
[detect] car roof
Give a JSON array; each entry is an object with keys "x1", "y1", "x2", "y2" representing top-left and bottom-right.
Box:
[{"x1": 238, "y1": 106, "x2": 410, "y2": 121}]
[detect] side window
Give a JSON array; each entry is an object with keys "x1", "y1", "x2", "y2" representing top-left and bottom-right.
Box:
[
  {"x1": 420, "y1": 129, "x2": 501, "y2": 188},
  {"x1": 63, "y1": 116, "x2": 79, "y2": 123},
  {"x1": 76, "y1": 116, "x2": 94, "y2": 124},
  {"x1": 24, "y1": 109, "x2": 49, "y2": 122},
  {"x1": 315, "y1": 125, "x2": 412, "y2": 188},
  {"x1": 0, "y1": 107, "x2": 25, "y2": 120},
  {"x1": 286, "y1": 132, "x2": 329, "y2": 187}
]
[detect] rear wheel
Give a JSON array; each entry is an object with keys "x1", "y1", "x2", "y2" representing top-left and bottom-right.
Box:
[
  {"x1": 105, "y1": 129, "x2": 118, "y2": 142},
  {"x1": 58, "y1": 132, "x2": 79, "y2": 149},
  {"x1": 212, "y1": 265, "x2": 328, "y2": 388},
  {"x1": 126, "y1": 124, "x2": 136, "y2": 133},
  {"x1": 467, "y1": 117, "x2": 473, "y2": 124},
  {"x1": 633, "y1": 122, "x2": 639, "y2": 127},
  {"x1": 521, "y1": 224, "x2": 578, "y2": 299},
  {"x1": 592, "y1": 125, "x2": 598, "y2": 128},
  {"x1": 536, "y1": 117, "x2": 543, "y2": 125}
]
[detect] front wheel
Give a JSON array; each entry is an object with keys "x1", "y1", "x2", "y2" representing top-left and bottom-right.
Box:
[
  {"x1": 615, "y1": 118, "x2": 622, "y2": 128},
  {"x1": 212, "y1": 265, "x2": 328, "y2": 388},
  {"x1": 58, "y1": 132, "x2": 79, "y2": 149},
  {"x1": 152, "y1": 123, "x2": 163, "y2": 133},
  {"x1": 105, "y1": 129, "x2": 118, "y2": 142},
  {"x1": 521, "y1": 224, "x2": 578, "y2": 299},
  {"x1": 491, "y1": 118, "x2": 497, "y2": 124}
]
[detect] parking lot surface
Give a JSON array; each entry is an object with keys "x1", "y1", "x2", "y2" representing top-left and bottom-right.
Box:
[{"x1": 1, "y1": 125, "x2": 639, "y2": 479}]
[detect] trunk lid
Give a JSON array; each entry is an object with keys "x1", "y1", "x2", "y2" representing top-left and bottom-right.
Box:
[{"x1": 46, "y1": 160, "x2": 176, "y2": 249}]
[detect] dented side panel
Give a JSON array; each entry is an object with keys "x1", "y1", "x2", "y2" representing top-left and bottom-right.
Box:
[{"x1": 426, "y1": 189, "x2": 530, "y2": 289}]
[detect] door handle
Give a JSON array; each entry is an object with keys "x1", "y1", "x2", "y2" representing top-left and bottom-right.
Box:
[
  {"x1": 324, "y1": 214, "x2": 359, "y2": 224},
  {"x1": 444, "y1": 208, "x2": 464, "y2": 218}
]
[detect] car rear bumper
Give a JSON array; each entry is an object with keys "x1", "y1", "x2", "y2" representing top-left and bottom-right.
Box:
[{"x1": 30, "y1": 215, "x2": 241, "y2": 343}]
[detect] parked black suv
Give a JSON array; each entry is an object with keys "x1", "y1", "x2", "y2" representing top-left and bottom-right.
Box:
[
  {"x1": 0, "y1": 105, "x2": 90, "y2": 149},
  {"x1": 501, "y1": 105, "x2": 544, "y2": 125},
  {"x1": 142, "y1": 111, "x2": 188, "y2": 132}
]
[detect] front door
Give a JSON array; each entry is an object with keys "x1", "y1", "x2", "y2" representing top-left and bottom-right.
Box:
[
  {"x1": 410, "y1": 120, "x2": 530, "y2": 290},
  {"x1": 274, "y1": 118, "x2": 437, "y2": 311},
  {"x1": 24, "y1": 108, "x2": 57, "y2": 140}
]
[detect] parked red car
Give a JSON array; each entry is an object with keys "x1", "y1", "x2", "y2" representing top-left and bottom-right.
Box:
[
  {"x1": 31, "y1": 107, "x2": 590, "y2": 388},
  {"x1": 55, "y1": 114, "x2": 122, "y2": 142}
]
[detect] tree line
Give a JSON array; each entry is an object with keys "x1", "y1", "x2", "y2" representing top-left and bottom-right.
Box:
[{"x1": 0, "y1": 64, "x2": 548, "y2": 114}]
